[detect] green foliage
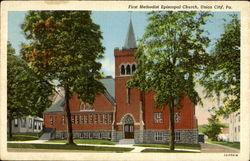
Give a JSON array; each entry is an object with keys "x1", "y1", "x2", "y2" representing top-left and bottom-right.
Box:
[
  {"x1": 7, "y1": 41, "x2": 53, "y2": 120},
  {"x1": 127, "y1": 11, "x2": 212, "y2": 150},
  {"x1": 202, "y1": 115, "x2": 225, "y2": 140},
  {"x1": 198, "y1": 125, "x2": 207, "y2": 134},
  {"x1": 200, "y1": 15, "x2": 240, "y2": 117},
  {"x1": 21, "y1": 11, "x2": 105, "y2": 144},
  {"x1": 21, "y1": 11, "x2": 105, "y2": 103},
  {"x1": 127, "y1": 11, "x2": 212, "y2": 108},
  {"x1": 7, "y1": 134, "x2": 39, "y2": 141}
]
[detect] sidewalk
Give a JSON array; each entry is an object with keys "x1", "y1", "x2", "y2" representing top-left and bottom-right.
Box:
[{"x1": 8, "y1": 140, "x2": 200, "y2": 153}]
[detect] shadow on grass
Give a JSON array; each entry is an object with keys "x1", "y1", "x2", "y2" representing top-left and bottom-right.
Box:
[
  {"x1": 7, "y1": 134, "x2": 39, "y2": 141},
  {"x1": 46, "y1": 139, "x2": 116, "y2": 145},
  {"x1": 142, "y1": 149, "x2": 199, "y2": 153},
  {"x1": 134, "y1": 143, "x2": 201, "y2": 150},
  {"x1": 7, "y1": 143, "x2": 133, "y2": 152}
]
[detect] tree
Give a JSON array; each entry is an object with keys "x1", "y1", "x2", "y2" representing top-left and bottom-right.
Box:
[
  {"x1": 7, "y1": 42, "x2": 53, "y2": 138},
  {"x1": 127, "y1": 11, "x2": 212, "y2": 150},
  {"x1": 21, "y1": 11, "x2": 105, "y2": 145},
  {"x1": 200, "y1": 15, "x2": 240, "y2": 118},
  {"x1": 202, "y1": 115, "x2": 225, "y2": 141}
]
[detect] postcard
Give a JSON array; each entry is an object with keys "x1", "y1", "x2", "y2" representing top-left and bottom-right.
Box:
[{"x1": 1, "y1": 1, "x2": 249, "y2": 161}]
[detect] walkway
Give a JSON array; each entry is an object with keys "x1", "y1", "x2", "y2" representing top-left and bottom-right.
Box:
[
  {"x1": 8, "y1": 140, "x2": 200, "y2": 153},
  {"x1": 200, "y1": 142, "x2": 240, "y2": 153}
]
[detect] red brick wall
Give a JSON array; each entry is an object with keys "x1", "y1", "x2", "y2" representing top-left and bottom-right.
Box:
[
  {"x1": 44, "y1": 93, "x2": 114, "y2": 131},
  {"x1": 114, "y1": 48, "x2": 141, "y2": 124},
  {"x1": 143, "y1": 92, "x2": 197, "y2": 130},
  {"x1": 114, "y1": 48, "x2": 197, "y2": 131}
]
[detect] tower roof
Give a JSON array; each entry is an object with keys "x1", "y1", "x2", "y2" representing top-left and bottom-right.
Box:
[{"x1": 123, "y1": 19, "x2": 136, "y2": 49}]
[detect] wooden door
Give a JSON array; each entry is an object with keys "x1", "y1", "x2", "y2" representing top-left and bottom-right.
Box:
[{"x1": 124, "y1": 124, "x2": 134, "y2": 139}]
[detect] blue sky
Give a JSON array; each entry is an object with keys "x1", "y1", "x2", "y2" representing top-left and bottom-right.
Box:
[{"x1": 8, "y1": 11, "x2": 239, "y2": 77}]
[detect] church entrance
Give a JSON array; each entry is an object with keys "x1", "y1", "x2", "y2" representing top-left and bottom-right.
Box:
[{"x1": 123, "y1": 115, "x2": 134, "y2": 139}]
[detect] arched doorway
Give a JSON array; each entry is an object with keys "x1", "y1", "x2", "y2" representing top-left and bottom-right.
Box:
[{"x1": 124, "y1": 115, "x2": 134, "y2": 139}]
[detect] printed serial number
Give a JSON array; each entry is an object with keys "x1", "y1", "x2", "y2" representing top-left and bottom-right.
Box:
[{"x1": 224, "y1": 154, "x2": 238, "y2": 157}]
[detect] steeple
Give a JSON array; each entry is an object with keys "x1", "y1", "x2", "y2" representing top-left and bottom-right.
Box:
[{"x1": 123, "y1": 19, "x2": 136, "y2": 49}]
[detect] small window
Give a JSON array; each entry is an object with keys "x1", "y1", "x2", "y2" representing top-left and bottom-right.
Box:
[
  {"x1": 99, "y1": 114, "x2": 103, "y2": 124},
  {"x1": 132, "y1": 64, "x2": 136, "y2": 74},
  {"x1": 38, "y1": 123, "x2": 41, "y2": 130},
  {"x1": 79, "y1": 103, "x2": 94, "y2": 111},
  {"x1": 108, "y1": 114, "x2": 112, "y2": 124},
  {"x1": 34, "y1": 122, "x2": 37, "y2": 129},
  {"x1": 104, "y1": 114, "x2": 108, "y2": 124},
  {"x1": 238, "y1": 126, "x2": 240, "y2": 132},
  {"x1": 75, "y1": 115, "x2": 79, "y2": 124},
  {"x1": 29, "y1": 118, "x2": 32, "y2": 129},
  {"x1": 84, "y1": 115, "x2": 88, "y2": 124},
  {"x1": 103, "y1": 114, "x2": 106, "y2": 124},
  {"x1": 14, "y1": 119, "x2": 18, "y2": 127},
  {"x1": 62, "y1": 116, "x2": 65, "y2": 125},
  {"x1": 154, "y1": 112, "x2": 163, "y2": 123},
  {"x1": 93, "y1": 114, "x2": 97, "y2": 124},
  {"x1": 155, "y1": 132, "x2": 163, "y2": 141},
  {"x1": 175, "y1": 131, "x2": 181, "y2": 141},
  {"x1": 79, "y1": 104, "x2": 84, "y2": 111},
  {"x1": 89, "y1": 115, "x2": 93, "y2": 124},
  {"x1": 71, "y1": 115, "x2": 75, "y2": 124},
  {"x1": 50, "y1": 116, "x2": 53, "y2": 126},
  {"x1": 80, "y1": 115, "x2": 84, "y2": 124},
  {"x1": 80, "y1": 132, "x2": 84, "y2": 139},
  {"x1": 174, "y1": 112, "x2": 180, "y2": 123},
  {"x1": 126, "y1": 65, "x2": 131, "y2": 75},
  {"x1": 121, "y1": 65, "x2": 125, "y2": 75},
  {"x1": 126, "y1": 88, "x2": 131, "y2": 104}
]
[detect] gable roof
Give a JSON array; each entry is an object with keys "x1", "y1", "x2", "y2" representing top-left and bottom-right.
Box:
[
  {"x1": 44, "y1": 77, "x2": 115, "y2": 114},
  {"x1": 43, "y1": 97, "x2": 65, "y2": 114}
]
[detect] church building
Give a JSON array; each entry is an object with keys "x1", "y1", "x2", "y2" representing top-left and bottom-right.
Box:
[{"x1": 43, "y1": 20, "x2": 198, "y2": 144}]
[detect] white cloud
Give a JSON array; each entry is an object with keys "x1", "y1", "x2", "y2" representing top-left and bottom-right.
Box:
[{"x1": 100, "y1": 58, "x2": 115, "y2": 78}]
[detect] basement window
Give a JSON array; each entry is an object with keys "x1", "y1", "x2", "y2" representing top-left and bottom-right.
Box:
[
  {"x1": 155, "y1": 132, "x2": 163, "y2": 141},
  {"x1": 175, "y1": 131, "x2": 181, "y2": 141}
]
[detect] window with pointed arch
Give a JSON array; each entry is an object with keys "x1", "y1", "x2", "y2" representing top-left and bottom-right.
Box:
[
  {"x1": 126, "y1": 65, "x2": 131, "y2": 75},
  {"x1": 121, "y1": 65, "x2": 125, "y2": 75},
  {"x1": 79, "y1": 103, "x2": 94, "y2": 111},
  {"x1": 174, "y1": 112, "x2": 180, "y2": 123},
  {"x1": 132, "y1": 64, "x2": 136, "y2": 74}
]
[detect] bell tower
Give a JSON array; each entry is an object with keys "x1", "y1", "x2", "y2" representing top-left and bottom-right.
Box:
[{"x1": 113, "y1": 19, "x2": 144, "y2": 143}]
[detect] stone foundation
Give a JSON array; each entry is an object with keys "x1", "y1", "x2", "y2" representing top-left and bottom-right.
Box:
[
  {"x1": 143, "y1": 129, "x2": 198, "y2": 144},
  {"x1": 54, "y1": 129, "x2": 198, "y2": 144},
  {"x1": 55, "y1": 130, "x2": 112, "y2": 140}
]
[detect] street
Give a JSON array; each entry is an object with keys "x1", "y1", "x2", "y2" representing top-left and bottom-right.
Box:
[{"x1": 200, "y1": 142, "x2": 240, "y2": 153}]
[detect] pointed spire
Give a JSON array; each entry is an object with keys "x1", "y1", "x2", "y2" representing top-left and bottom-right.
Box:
[{"x1": 123, "y1": 19, "x2": 136, "y2": 49}]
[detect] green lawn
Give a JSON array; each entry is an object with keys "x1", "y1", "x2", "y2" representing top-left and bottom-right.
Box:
[
  {"x1": 206, "y1": 139, "x2": 240, "y2": 149},
  {"x1": 46, "y1": 139, "x2": 116, "y2": 145},
  {"x1": 141, "y1": 149, "x2": 199, "y2": 153},
  {"x1": 134, "y1": 143, "x2": 201, "y2": 150},
  {"x1": 8, "y1": 134, "x2": 39, "y2": 141},
  {"x1": 8, "y1": 143, "x2": 133, "y2": 152}
]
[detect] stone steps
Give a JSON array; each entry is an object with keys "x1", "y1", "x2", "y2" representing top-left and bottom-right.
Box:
[
  {"x1": 39, "y1": 132, "x2": 51, "y2": 140},
  {"x1": 118, "y1": 139, "x2": 135, "y2": 145}
]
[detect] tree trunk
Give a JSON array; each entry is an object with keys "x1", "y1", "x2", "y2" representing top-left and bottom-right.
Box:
[
  {"x1": 65, "y1": 85, "x2": 75, "y2": 145},
  {"x1": 8, "y1": 117, "x2": 13, "y2": 139},
  {"x1": 169, "y1": 101, "x2": 175, "y2": 151}
]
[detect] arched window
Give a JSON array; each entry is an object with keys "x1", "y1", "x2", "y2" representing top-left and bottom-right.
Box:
[
  {"x1": 132, "y1": 64, "x2": 136, "y2": 74},
  {"x1": 121, "y1": 65, "x2": 125, "y2": 75},
  {"x1": 126, "y1": 65, "x2": 131, "y2": 75}
]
